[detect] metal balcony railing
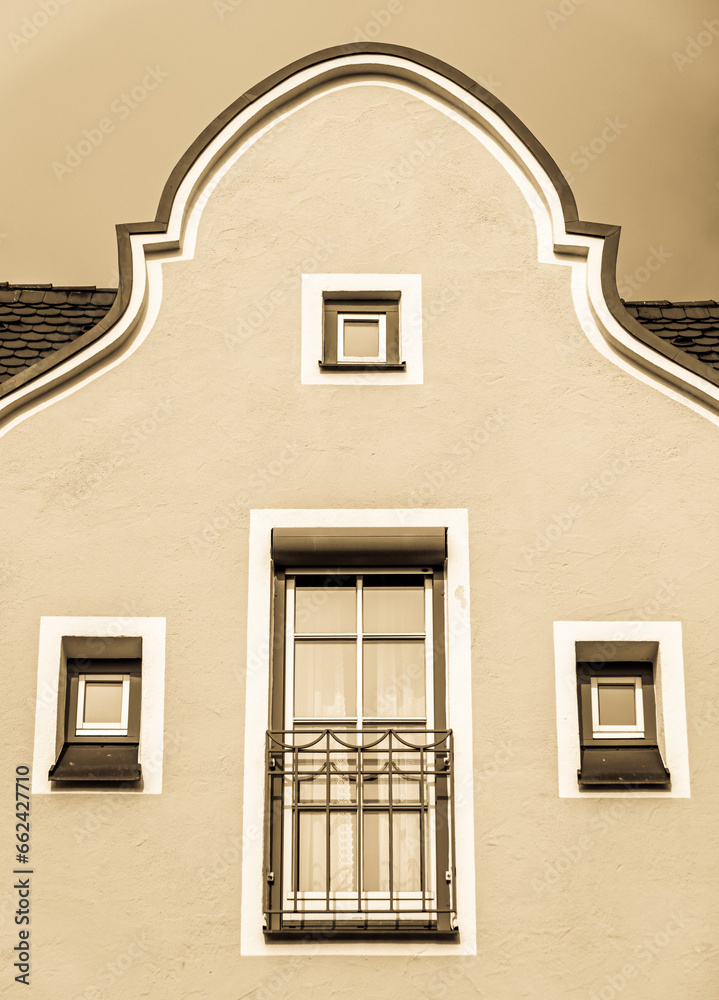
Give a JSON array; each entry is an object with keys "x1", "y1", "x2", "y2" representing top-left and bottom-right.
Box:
[{"x1": 264, "y1": 728, "x2": 456, "y2": 935}]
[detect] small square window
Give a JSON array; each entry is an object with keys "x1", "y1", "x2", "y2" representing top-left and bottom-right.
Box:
[
  {"x1": 320, "y1": 295, "x2": 404, "y2": 371},
  {"x1": 301, "y1": 274, "x2": 422, "y2": 385},
  {"x1": 576, "y1": 661, "x2": 669, "y2": 787},
  {"x1": 32, "y1": 618, "x2": 166, "y2": 795},
  {"x1": 49, "y1": 657, "x2": 142, "y2": 783},
  {"x1": 76, "y1": 674, "x2": 131, "y2": 736},
  {"x1": 338, "y1": 314, "x2": 385, "y2": 362},
  {"x1": 591, "y1": 675, "x2": 644, "y2": 738},
  {"x1": 553, "y1": 622, "x2": 689, "y2": 798}
]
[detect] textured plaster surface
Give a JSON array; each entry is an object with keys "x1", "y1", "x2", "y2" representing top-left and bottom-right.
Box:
[{"x1": 1, "y1": 83, "x2": 718, "y2": 997}]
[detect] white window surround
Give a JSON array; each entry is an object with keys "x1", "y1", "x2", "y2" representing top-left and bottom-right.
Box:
[
  {"x1": 242, "y1": 508, "x2": 476, "y2": 956},
  {"x1": 32, "y1": 616, "x2": 166, "y2": 795},
  {"x1": 553, "y1": 621, "x2": 690, "y2": 798},
  {"x1": 301, "y1": 274, "x2": 423, "y2": 385}
]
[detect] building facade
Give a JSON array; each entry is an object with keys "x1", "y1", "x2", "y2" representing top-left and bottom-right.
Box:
[{"x1": 2, "y1": 44, "x2": 719, "y2": 999}]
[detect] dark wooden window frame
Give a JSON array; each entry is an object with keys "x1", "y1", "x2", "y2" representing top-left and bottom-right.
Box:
[
  {"x1": 48, "y1": 658, "x2": 142, "y2": 783},
  {"x1": 576, "y1": 661, "x2": 670, "y2": 787},
  {"x1": 264, "y1": 528, "x2": 456, "y2": 938},
  {"x1": 320, "y1": 292, "x2": 405, "y2": 371}
]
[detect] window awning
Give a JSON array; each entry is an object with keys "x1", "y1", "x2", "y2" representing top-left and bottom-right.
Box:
[{"x1": 271, "y1": 527, "x2": 447, "y2": 568}]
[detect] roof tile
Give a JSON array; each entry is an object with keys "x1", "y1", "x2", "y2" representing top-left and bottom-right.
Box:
[
  {"x1": 67, "y1": 290, "x2": 94, "y2": 305},
  {"x1": 0, "y1": 282, "x2": 119, "y2": 382},
  {"x1": 18, "y1": 289, "x2": 45, "y2": 304},
  {"x1": 18, "y1": 331, "x2": 50, "y2": 343}
]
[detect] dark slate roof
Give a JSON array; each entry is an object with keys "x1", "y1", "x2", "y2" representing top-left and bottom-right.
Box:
[
  {"x1": 623, "y1": 300, "x2": 719, "y2": 373},
  {"x1": 0, "y1": 283, "x2": 117, "y2": 384},
  {"x1": 0, "y1": 283, "x2": 718, "y2": 385}
]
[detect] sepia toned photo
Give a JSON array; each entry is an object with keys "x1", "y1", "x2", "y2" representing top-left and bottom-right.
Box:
[{"x1": 1, "y1": 3, "x2": 718, "y2": 998}]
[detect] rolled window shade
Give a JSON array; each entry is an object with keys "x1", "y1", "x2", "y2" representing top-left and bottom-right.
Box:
[{"x1": 271, "y1": 527, "x2": 446, "y2": 568}]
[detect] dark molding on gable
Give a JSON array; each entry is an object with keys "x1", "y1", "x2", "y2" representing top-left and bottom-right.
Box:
[{"x1": 1, "y1": 43, "x2": 717, "y2": 401}]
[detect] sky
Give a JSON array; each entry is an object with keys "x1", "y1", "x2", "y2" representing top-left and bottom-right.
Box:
[{"x1": 0, "y1": 0, "x2": 718, "y2": 301}]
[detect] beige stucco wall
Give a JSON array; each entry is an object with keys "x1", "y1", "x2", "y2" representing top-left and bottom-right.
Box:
[{"x1": 2, "y1": 81, "x2": 718, "y2": 998}]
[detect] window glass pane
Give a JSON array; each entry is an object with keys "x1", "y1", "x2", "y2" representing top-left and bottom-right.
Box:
[
  {"x1": 598, "y1": 683, "x2": 636, "y2": 726},
  {"x1": 393, "y1": 813, "x2": 422, "y2": 892},
  {"x1": 363, "y1": 583, "x2": 424, "y2": 634},
  {"x1": 330, "y1": 812, "x2": 356, "y2": 891},
  {"x1": 298, "y1": 753, "x2": 326, "y2": 803},
  {"x1": 392, "y1": 753, "x2": 422, "y2": 803},
  {"x1": 298, "y1": 812, "x2": 325, "y2": 891},
  {"x1": 362, "y1": 769, "x2": 389, "y2": 804},
  {"x1": 295, "y1": 579, "x2": 356, "y2": 634},
  {"x1": 343, "y1": 319, "x2": 379, "y2": 357},
  {"x1": 363, "y1": 641, "x2": 425, "y2": 718},
  {"x1": 294, "y1": 641, "x2": 356, "y2": 718},
  {"x1": 83, "y1": 681, "x2": 123, "y2": 724},
  {"x1": 330, "y1": 749, "x2": 357, "y2": 803},
  {"x1": 363, "y1": 812, "x2": 389, "y2": 891}
]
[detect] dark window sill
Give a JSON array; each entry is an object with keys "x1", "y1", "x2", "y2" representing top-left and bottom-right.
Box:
[
  {"x1": 318, "y1": 362, "x2": 407, "y2": 372},
  {"x1": 263, "y1": 925, "x2": 458, "y2": 940},
  {"x1": 49, "y1": 743, "x2": 141, "y2": 782},
  {"x1": 578, "y1": 745, "x2": 670, "y2": 786}
]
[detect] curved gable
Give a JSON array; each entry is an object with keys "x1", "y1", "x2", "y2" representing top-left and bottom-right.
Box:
[{"x1": 1, "y1": 43, "x2": 718, "y2": 433}]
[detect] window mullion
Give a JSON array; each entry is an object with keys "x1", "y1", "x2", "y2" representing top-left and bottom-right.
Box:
[
  {"x1": 424, "y1": 576, "x2": 434, "y2": 731},
  {"x1": 356, "y1": 576, "x2": 363, "y2": 731},
  {"x1": 356, "y1": 575, "x2": 364, "y2": 907},
  {"x1": 285, "y1": 577, "x2": 296, "y2": 732}
]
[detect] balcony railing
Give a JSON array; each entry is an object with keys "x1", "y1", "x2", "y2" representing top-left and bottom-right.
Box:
[{"x1": 264, "y1": 728, "x2": 456, "y2": 934}]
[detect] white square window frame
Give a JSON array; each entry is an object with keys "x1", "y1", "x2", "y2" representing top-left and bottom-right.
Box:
[
  {"x1": 591, "y1": 675, "x2": 644, "y2": 739},
  {"x1": 76, "y1": 673, "x2": 131, "y2": 736},
  {"x1": 553, "y1": 621, "x2": 690, "y2": 798},
  {"x1": 241, "y1": 508, "x2": 476, "y2": 956},
  {"x1": 32, "y1": 616, "x2": 166, "y2": 795},
  {"x1": 301, "y1": 274, "x2": 423, "y2": 385},
  {"x1": 337, "y1": 312, "x2": 387, "y2": 364}
]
